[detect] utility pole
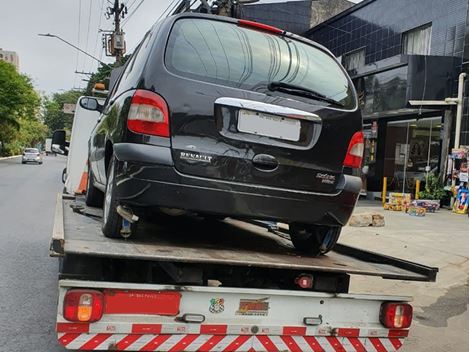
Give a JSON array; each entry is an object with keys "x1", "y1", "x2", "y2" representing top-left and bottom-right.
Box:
[{"x1": 105, "y1": 0, "x2": 127, "y2": 64}]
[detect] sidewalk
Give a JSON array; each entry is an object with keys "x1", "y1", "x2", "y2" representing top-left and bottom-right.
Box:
[
  {"x1": 0, "y1": 155, "x2": 20, "y2": 160},
  {"x1": 345, "y1": 201, "x2": 469, "y2": 351}
]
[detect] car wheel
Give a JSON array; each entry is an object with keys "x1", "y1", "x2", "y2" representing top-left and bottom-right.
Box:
[
  {"x1": 85, "y1": 166, "x2": 104, "y2": 207},
  {"x1": 289, "y1": 224, "x2": 341, "y2": 256},
  {"x1": 21, "y1": 161, "x2": 25, "y2": 164},
  {"x1": 102, "y1": 156, "x2": 124, "y2": 239}
]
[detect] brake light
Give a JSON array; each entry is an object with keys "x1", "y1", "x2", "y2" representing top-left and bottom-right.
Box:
[
  {"x1": 127, "y1": 90, "x2": 170, "y2": 137},
  {"x1": 343, "y1": 131, "x2": 364, "y2": 168},
  {"x1": 64, "y1": 290, "x2": 104, "y2": 322},
  {"x1": 237, "y1": 19, "x2": 284, "y2": 35},
  {"x1": 380, "y1": 303, "x2": 413, "y2": 329},
  {"x1": 295, "y1": 274, "x2": 313, "y2": 289}
]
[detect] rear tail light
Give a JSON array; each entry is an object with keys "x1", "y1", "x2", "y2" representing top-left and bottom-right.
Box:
[
  {"x1": 380, "y1": 302, "x2": 413, "y2": 329},
  {"x1": 343, "y1": 131, "x2": 364, "y2": 168},
  {"x1": 295, "y1": 274, "x2": 314, "y2": 289},
  {"x1": 238, "y1": 19, "x2": 285, "y2": 34},
  {"x1": 127, "y1": 89, "x2": 170, "y2": 137},
  {"x1": 64, "y1": 290, "x2": 104, "y2": 322}
]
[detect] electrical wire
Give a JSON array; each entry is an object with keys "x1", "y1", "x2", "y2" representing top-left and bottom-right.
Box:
[
  {"x1": 73, "y1": 0, "x2": 82, "y2": 88},
  {"x1": 82, "y1": 0, "x2": 94, "y2": 74},
  {"x1": 121, "y1": 0, "x2": 146, "y2": 27},
  {"x1": 89, "y1": 0, "x2": 106, "y2": 72}
]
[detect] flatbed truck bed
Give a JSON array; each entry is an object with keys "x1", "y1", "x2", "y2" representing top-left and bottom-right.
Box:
[{"x1": 50, "y1": 193, "x2": 438, "y2": 351}]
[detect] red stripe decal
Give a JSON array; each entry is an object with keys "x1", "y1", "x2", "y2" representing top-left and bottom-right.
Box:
[
  {"x1": 199, "y1": 335, "x2": 226, "y2": 351},
  {"x1": 282, "y1": 326, "x2": 307, "y2": 336},
  {"x1": 79, "y1": 333, "x2": 112, "y2": 350},
  {"x1": 132, "y1": 324, "x2": 162, "y2": 334},
  {"x1": 200, "y1": 324, "x2": 228, "y2": 334},
  {"x1": 139, "y1": 334, "x2": 171, "y2": 351},
  {"x1": 280, "y1": 336, "x2": 302, "y2": 352},
  {"x1": 327, "y1": 336, "x2": 347, "y2": 352},
  {"x1": 337, "y1": 328, "x2": 360, "y2": 337},
  {"x1": 168, "y1": 334, "x2": 199, "y2": 352},
  {"x1": 369, "y1": 337, "x2": 387, "y2": 352},
  {"x1": 256, "y1": 336, "x2": 279, "y2": 352},
  {"x1": 116, "y1": 334, "x2": 142, "y2": 350},
  {"x1": 347, "y1": 337, "x2": 366, "y2": 352},
  {"x1": 388, "y1": 329, "x2": 409, "y2": 337},
  {"x1": 56, "y1": 322, "x2": 89, "y2": 333},
  {"x1": 223, "y1": 335, "x2": 251, "y2": 351},
  {"x1": 304, "y1": 336, "x2": 325, "y2": 352},
  {"x1": 58, "y1": 333, "x2": 81, "y2": 346},
  {"x1": 389, "y1": 338, "x2": 403, "y2": 350}
]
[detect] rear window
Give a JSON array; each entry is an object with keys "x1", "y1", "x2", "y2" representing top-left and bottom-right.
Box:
[
  {"x1": 165, "y1": 18, "x2": 356, "y2": 109},
  {"x1": 25, "y1": 148, "x2": 38, "y2": 153}
]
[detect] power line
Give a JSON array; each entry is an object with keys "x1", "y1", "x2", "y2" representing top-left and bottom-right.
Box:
[
  {"x1": 82, "y1": 0, "x2": 94, "y2": 73},
  {"x1": 89, "y1": 0, "x2": 106, "y2": 72},
  {"x1": 73, "y1": 0, "x2": 82, "y2": 89},
  {"x1": 121, "y1": 0, "x2": 145, "y2": 27}
]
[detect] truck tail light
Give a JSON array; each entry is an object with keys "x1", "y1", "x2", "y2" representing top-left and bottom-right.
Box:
[
  {"x1": 380, "y1": 302, "x2": 413, "y2": 329},
  {"x1": 127, "y1": 90, "x2": 170, "y2": 137},
  {"x1": 343, "y1": 131, "x2": 364, "y2": 168},
  {"x1": 64, "y1": 290, "x2": 104, "y2": 322},
  {"x1": 295, "y1": 274, "x2": 313, "y2": 289}
]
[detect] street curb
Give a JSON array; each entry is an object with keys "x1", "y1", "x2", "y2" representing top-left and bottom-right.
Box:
[{"x1": 0, "y1": 155, "x2": 21, "y2": 160}]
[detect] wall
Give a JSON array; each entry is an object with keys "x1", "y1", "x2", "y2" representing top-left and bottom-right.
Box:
[{"x1": 310, "y1": 0, "x2": 354, "y2": 28}]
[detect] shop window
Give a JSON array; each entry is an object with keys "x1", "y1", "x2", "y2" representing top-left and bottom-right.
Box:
[
  {"x1": 402, "y1": 24, "x2": 432, "y2": 55},
  {"x1": 342, "y1": 48, "x2": 365, "y2": 72}
]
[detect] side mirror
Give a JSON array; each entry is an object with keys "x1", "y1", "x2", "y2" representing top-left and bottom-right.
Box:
[
  {"x1": 79, "y1": 97, "x2": 102, "y2": 112},
  {"x1": 52, "y1": 129, "x2": 69, "y2": 156}
]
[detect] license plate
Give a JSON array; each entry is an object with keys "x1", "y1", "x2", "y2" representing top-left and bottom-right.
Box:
[{"x1": 237, "y1": 110, "x2": 300, "y2": 142}]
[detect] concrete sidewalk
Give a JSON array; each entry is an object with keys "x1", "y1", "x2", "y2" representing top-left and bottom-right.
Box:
[{"x1": 344, "y1": 201, "x2": 468, "y2": 351}]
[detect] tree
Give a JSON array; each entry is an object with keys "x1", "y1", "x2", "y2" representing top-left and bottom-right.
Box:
[
  {"x1": 0, "y1": 61, "x2": 43, "y2": 156},
  {"x1": 85, "y1": 55, "x2": 130, "y2": 95},
  {"x1": 42, "y1": 89, "x2": 84, "y2": 133}
]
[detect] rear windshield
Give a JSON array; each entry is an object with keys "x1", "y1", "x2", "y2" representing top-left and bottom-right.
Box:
[
  {"x1": 25, "y1": 148, "x2": 38, "y2": 153},
  {"x1": 165, "y1": 18, "x2": 356, "y2": 109}
]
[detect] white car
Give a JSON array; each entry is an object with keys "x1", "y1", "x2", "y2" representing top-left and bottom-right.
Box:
[{"x1": 22, "y1": 148, "x2": 43, "y2": 164}]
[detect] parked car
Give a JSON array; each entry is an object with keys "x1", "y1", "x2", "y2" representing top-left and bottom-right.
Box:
[
  {"x1": 22, "y1": 148, "x2": 43, "y2": 164},
  {"x1": 81, "y1": 13, "x2": 363, "y2": 255}
]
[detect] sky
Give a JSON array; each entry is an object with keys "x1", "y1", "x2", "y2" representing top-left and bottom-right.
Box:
[{"x1": 0, "y1": 0, "x2": 362, "y2": 95}]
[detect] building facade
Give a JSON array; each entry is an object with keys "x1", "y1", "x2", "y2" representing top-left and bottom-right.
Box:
[
  {"x1": 0, "y1": 49, "x2": 19, "y2": 70},
  {"x1": 305, "y1": 0, "x2": 468, "y2": 194}
]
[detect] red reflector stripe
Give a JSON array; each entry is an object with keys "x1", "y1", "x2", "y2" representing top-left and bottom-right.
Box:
[
  {"x1": 327, "y1": 336, "x2": 347, "y2": 352},
  {"x1": 200, "y1": 324, "x2": 228, "y2": 334},
  {"x1": 389, "y1": 338, "x2": 403, "y2": 349},
  {"x1": 198, "y1": 335, "x2": 226, "y2": 351},
  {"x1": 369, "y1": 337, "x2": 388, "y2": 352},
  {"x1": 222, "y1": 335, "x2": 251, "y2": 351},
  {"x1": 347, "y1": 337, "x2": 366, "y2": 352},
  {"x1": 256, "y1": 335, "x2": 279, "y2": 351},
  {"x1": 79, "y1": 333, "x2": 112, "y2": 350},
  {"x1": 280, "y1": 336, "x2": 303, "y2": 352},
  {"x1": 388, "y1": 329, "x2": 409, "y2": 337},
  {"x1": 304, "y1": 336, "x2": 324, "y2": 352},
  {"x1": 140, "y1": 334, "x2": 171, "y2": 351},
  {"x1": 168, "y1": 334, "x2": 199, "y2": 352},
  {"x1": 132, "y1": 324, "x2": 162, "y2": 334},
  {"x1": 337, "y1": 328, "x2": 360, "y2": 337},
  {"x1": 116, "y1": 334, "x2": 142, "y2": 350},
  {"x1": 57, "y1": 322, "x2": 90, "y2": 333},
  {"x1": 282, "y1": 326, "x2": 307, "y2": 336},
  {"x1": 58, "y1": 333, "x2": 81, "y2": 347}
]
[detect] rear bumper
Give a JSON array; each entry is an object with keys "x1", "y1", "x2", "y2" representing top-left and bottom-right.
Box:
[{"x1": 113, "y1": 143, "x2": 361, "y2": 226}]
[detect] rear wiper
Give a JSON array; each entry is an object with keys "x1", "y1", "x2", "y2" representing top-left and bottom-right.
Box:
[{"x1": 267, "y1": 81, "x2": 344, "y2": 107}]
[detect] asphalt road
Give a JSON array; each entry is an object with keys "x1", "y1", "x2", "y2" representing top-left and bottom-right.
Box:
[{"x1": 0, "y1": 155, "x2": 67, "y2": 352}]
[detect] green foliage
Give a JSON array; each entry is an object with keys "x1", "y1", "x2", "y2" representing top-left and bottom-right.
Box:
[
  {"x1": 0, "y1": 61, "x2": 44, "y2": 156},
  {"x1": 419, "y1": 173, "x2": 446, "y2": 200},
  {"x1": 42, "y1": 89, "x2": 84, "y2": 133}
]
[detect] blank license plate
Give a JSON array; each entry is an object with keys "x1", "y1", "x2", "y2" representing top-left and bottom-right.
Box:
[{"x1": 237, "y1": 110, "x2": 300, "y2": 141}]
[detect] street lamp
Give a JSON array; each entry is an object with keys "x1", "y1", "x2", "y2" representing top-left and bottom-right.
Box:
[{"x1": 38, "y1": 33, "x2": 111, "y2": 68}]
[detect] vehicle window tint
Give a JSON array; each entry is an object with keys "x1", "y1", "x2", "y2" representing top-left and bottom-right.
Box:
[{"x1": 165, "y1": 18, "x2": 356, "y2": 109}]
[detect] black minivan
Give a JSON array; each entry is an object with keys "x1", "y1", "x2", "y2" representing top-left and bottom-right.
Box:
[{"x1": 83, "y1": 13, "x2": 363, "y2": 256}]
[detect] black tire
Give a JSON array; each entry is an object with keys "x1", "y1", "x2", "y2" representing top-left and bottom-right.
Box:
[
  {"x1": 289, "y1": 224, "x2": 342, "y2": 256},
  {"x1": 21, "y1": 161, "x2": 25, "y2": 164},
  {"x1": 85, "y1": 166, "x2": 104, "y2": 207},
  {"x1": 102, "y1": 156, "x2": 124, "y2": 239}
]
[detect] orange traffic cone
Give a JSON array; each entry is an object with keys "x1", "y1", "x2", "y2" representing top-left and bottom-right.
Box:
[{"x1": 76, "y1": 163, "x2": 88, "y2": 194}]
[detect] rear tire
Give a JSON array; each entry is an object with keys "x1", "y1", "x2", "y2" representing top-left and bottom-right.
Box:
[
  {"x1": 85, "y1": 166, "x2": 104, "y2": 207},
  {"x1": 102, "y1": 156, "x2": 124, "y2": 239},
  {"x1": 289, "y1": 225, "x2": 341, "y2": 256}
]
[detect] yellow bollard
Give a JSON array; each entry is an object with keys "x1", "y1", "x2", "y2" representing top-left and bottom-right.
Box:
[
  {"x1": 382, "y1": 177, "x2": 387, "y2": 205},
  {"x1": 415, "y1": 179, "x2": 420, "y2": 200}
]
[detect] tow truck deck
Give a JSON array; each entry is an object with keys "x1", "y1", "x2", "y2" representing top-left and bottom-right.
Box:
[{"x1": 51, "y1": 194, "x2": 438, "y2": 351}]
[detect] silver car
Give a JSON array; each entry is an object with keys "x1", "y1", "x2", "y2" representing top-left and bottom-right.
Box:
[{"x1": 22, "y1": 148, "x2": 43, "y2": 164}]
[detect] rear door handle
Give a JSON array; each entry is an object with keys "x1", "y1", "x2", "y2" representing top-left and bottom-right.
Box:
[{"x1": 252, "y1": 154, "x2": 279, "y2": 171}]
